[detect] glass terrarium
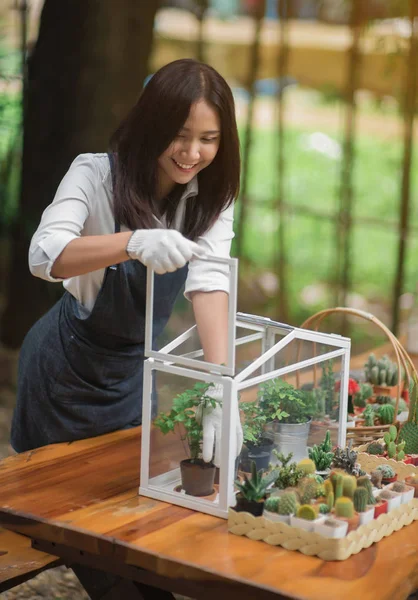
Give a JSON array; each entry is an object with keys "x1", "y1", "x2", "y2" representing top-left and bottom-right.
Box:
[{"x1": 139, "y1": 258, "x2": 351, "y2": 518}]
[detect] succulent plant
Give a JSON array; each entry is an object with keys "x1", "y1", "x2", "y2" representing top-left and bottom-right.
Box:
[
  {"x1": 234, "y1": 462, "x2": 280, "y2": 502},
  {"x1": 271, "y1": 451, "x2": 306, "y2": 490},
  {"x1": 379, "y1": 489, "x2": 397, "y2": 501},
  {"x1": 375, "y1": 464, "x2": 395, "y2": 479},
  {"x1": 308, "y1": 430, "x2": 334, "y2": 471},
  {"x1": 299, "y1": 478, "x2": 319, "y2": 504},
  {"x1": 370, "y1": 470, "x2": 383, "y2": 489},
  {"x1": 353, "y1": 487, "x2": 368, "y2": 512},
  {"x1": 264, "y1": 496, "x2": 280, "y2": 513},
  {"x1": 362, "y1": 405, "x2": 375, "y2": 427},
  {"x1": 331, "y1": 446, "x2": 361, "y2": 476},
  {"x1": 378, "y1": 404, "x2": 395, "y2": 425},
  {"x1": 278, "y1": 492, "x2": 298, "y2": 515},
  {"x1": 319, "y1": 503, "x2": 330, "y2": 514},
  {"x1": 357, "y1": 476, "x2": 376, "y2": 505},
  {"x1": 297, "y1": 458, "x2": 316, "y2": 475},
  {"x1": 398, "y1": 377, "x2": 418, "y2": 454},
  {"x1": 324, "y1": 479, "x2": 333, "y2": 497},
  {"x1": 367, "y1": 442, "x2": 384, "y2": 455},
  {"x1": 392, "y1": 481, "x2": 407, "y2": 493},
  {"x1": 335, "y1": 474, "x2": 344, "y2": 500},
  {"x1": 342, "y1": 475, "x2": 357, "y2": 499},
  {"x1": 335, "y1": 497, "x2": 355, "y2": 519},
  {"x1": 296, "y1": 504, "x2": 318, "y2": 521},
  {"x1": 364, "y1": 354, "x2": 400, "y2": 386},
  {"x1": 327, "y1": 491, "x2": 334, "y2": 511}
]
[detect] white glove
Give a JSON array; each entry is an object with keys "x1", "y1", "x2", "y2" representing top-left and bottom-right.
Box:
[
  {"x1": 199, "y1": 384, "x2": 243, "y2": 468},
  {"x1": 126, "y1": 229, "x2": 206, "y2": 274}
]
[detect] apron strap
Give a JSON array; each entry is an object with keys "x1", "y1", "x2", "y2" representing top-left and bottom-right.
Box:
[{"x1": 107, "y1": 152, "x2": 121, "y2": 234}]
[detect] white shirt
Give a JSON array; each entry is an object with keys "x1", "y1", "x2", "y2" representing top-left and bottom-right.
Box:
[{"x1": 29, "y1": 153, "x2": 234, "y2": 314}]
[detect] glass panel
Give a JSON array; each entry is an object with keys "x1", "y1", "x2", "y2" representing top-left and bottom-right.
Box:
[{"x1": 148, "y1": 369, "x2": 228, "y2": 506}]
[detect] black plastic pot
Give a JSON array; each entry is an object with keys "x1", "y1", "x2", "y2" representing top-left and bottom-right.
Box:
[
  {"x1": 214, "y1": 456, "x2": 240, "y2": 485},
  {"x1": 180, "y1": 459, "x2": 216, "y2": 497},
  {"x1": 234, "y1": 495, "x2": 265, "y2": 516},
  {"x1": 240, "y1": 438, "x2": 274, "y2": 472}
]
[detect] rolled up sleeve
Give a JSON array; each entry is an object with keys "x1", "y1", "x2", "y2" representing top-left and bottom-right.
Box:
[
  {"x1": 184, "y1": 203, "x2": 235, "y2": 300},
  {"x1": 29, "y1": 154, "x2": 97, "y2": 281}
]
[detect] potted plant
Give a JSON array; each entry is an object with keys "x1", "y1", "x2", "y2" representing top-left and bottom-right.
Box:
[
  {"x1": 315, "y1": 517, "x2": 348, "y2": 538},
  {"x1": 259, "y1": 379, "x2": 316, "y2": 462},
  {"x1": 308, "y1": 430, "x2": 334, "y2": 476},
  {"x1": 290, "y1": 504, "x2": 325, "y2": 532},
  {"x1": 353, "y1": 488, "x2": 375, "y2": 525},
  {"x1": 240, "y1": 401, "x2": 273, "y2": 471},
  {"x1": 364, "y1": 353, "x2": 401, "y2": 397},
  {"x1": 375, "y1": 464, "x2": 397, "y2": 485},
  {"x1": 388, "y1": 481, "x2": 414, "y2": 504},
  {"x1": 270, "y1": 451, "x2": 305, "y2": 493},
  {"x1": 335, "y1": 378, "x2": 360, "y2": 415},
  {"x1": 263, "y1": 491, "x2": 298, "y2": 524},
  {"x1": 153, "y1": 381, "x2": 219, "y2": 497},
  {"x1": 234, "y1": 461, "x2": 279, "y2": 516}
]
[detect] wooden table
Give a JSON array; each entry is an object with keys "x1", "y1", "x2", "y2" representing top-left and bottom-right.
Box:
[{"x1": 0, "y1": 424, "x2": 417, "y2": 600}]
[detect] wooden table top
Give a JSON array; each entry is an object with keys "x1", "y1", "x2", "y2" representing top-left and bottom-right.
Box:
[{"x1": 0, "y1": 425, "x2": 417, "y2": 600}]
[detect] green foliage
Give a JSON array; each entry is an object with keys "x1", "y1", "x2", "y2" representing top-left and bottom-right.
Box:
[
  {"x1": 258, "y1": 379, "x2": 316, "y2": 424},
  {"x1": 362, "y1": 404, "x2": 375, "y2": 427},
  {"x1": 308, "y1": 430, "x2": 334, "y2": 471},
  {"x1": 375, "y1": 464, "x2": 395, "y2": 479},
  {"x1": 153, "y1": 382, "x2": 219, "y2": 461},
  {"x1": 366, "y1": 442, "x2": 384, "y2": 455},
  {"x1": 319, "y1": 503, "x2": 330, "y2": 514},
  {"x1": 299, "y1": 478, "x2": 319, "y2": 504},
  {"x1": 264, "y1": 496, "x2": 280, "y2": 513},
  {"x1": 234, "y1": 461, "x2": 280, "y2": 502},
  {"x1": 398, "y1": 376, "x2": 418, "y2": 454},
  {"x1": 271, "y1": 451, "x2": 305, "y2": 490},
  {"x1": 240, "y1": 400, "x2": 267, "y2": 446}
]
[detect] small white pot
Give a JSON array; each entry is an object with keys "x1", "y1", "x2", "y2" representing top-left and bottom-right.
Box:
[
  {"x1": 263, "y1": 510, "x2": 291, "y2": 524},
  {"x1": 380, "y1": 493, "x2": 402, "y2": 512},
  {"x1": 401, "y1": 485, "x2": 415, "y2": 504},
  {"x1": 315, "y1": 518, "x2": 348, "y2": 539},
  {"x1": 290, "y1": 515, "x2": 325, "y2": 532},
  {"x1": 358, "y1": 507, "x2": 375, "y2": 525}
]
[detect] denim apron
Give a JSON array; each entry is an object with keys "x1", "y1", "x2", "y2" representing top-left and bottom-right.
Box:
[{"x1": 11, "y1": 158, "x2": 188, "y2": 453}]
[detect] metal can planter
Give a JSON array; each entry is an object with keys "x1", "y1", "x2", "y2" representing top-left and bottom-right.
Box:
[{"x1": 266, "y1": 419, "x2": 312, "y2": 463}]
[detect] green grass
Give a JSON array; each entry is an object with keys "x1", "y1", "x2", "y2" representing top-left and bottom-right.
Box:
[{"x1": 236, "y1": 125, "x2": 418, "y2": 336}]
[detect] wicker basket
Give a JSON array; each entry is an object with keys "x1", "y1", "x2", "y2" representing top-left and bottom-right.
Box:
[
  {"x1": 228, "y1": 499, "x2": 418, "y2": 561},
  {"x1": 299, "y1": 307, "x2": 418, "y2": 446}
]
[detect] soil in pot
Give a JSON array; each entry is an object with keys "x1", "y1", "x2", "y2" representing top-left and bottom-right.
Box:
[
  {"x1": 234, "y1": 495, "x2": 265, "y2": 516},
  {"x1": 180, "y1": 459, "x2": 216, "y2": 497}
]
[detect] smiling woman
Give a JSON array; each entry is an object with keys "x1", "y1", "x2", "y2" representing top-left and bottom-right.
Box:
[{"x1": 10, "y1": 58, "x2": 241, "y2": 600}]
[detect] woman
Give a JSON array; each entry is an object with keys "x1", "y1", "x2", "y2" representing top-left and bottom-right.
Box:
[{"x1": 11, "y1": 59, "x2": 242, "y2": 599}]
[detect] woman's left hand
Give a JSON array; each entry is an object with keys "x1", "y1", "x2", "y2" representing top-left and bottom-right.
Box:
[{"x1": 200, "y1": 384, "x2": 243, "y2": 468}]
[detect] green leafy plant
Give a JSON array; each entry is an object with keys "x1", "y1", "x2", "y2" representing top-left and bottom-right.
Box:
[
  {"x1": 353, "y1": 382, "x2": 373, "y2": 408},
  {"x1": 234, "y1": 461, "x2": 279, "y2": 503},
  {"x1": 271, "y1": 451, "x2": 305, "y2": 490},
  {"x1": 258, "y1": 379, "x2": 316, "y2": 424},
  {"x1": 362, "y1": 404, "x2": 375, "y2": 427},
  {"x1": 154, "y1": 382, "x2": 219, "y2": 462},
  {"x1": 240, "y1": 400, "x2": 268, "y2": 446}
]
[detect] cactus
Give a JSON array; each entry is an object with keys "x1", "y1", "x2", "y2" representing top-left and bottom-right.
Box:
[
  {"x1": 297, "y1": 459, "x2": 316, "y2": 475},
  {"x1": 335, "y1": 474, "x2": 344, "y2": 500},
  {"x1": 264, "y1": 497, "x2": 280, "y2": 513},
  {"x1": 278, "y1": 492, "x2": 298, "y2": 515},
  {"x1": 392, "y1": 482, "x2": 407, "y2": 493},
  {"x1": 376, "y1": 464, "x2": 395, "y2": 479},
  {"x1": 398, "y1": 377, "x2": 418, "y2": 454},
  {"x1": 319, "y1": 503, "x2": 330, "y2": 514},
  {"x1": 379, "y1": 489, "x2": 397, "y2": 501},
  {"x1": 324, "y1": 479, "x2": 333, "y2": 497},
  {"x1": 382, "y1": 425, "x2": 405, "y2": 461},
  {"x1": 296, "y1": 504, "x2": 318, "y2": 521},
  {"x1": 363, "y1": 405, "x2": 375, "y2": 427},
  {"x1": 353, "y1": 487, "x2": 368, "y2": 512},
  {"x1": 370, "y1": 365, "x2": 379, "y2": 385},
  {"x1": 342, "y1": 475, "x2": 357, "y2": 499},
  {"x1": 387, "y1": 441, "x2": 397, "y2": 458},
  {"x1": 365, "y1": 354, "x2": 400, "y2": 387},
  {"x1": 327, "y1": 491, "x2": 335, "y2": 511},
  {"x1": 367, "y1": 442, "x2": 384, "y2": 455},
  {"x1": 378, "y1": 404, "x2": 395, "y2": 425},
  {"x1": 298, "y1": 478, "x2": 319, "y2": 504},
  {"x1": 331, "y1": 447, "x2": 360, "y2": 476},
  {"x1": 335, "y1": 497, "x2": 355, "y2": 519},
  {"x1": 357, "y1": 476, "x2": 376, "y2": 505}
]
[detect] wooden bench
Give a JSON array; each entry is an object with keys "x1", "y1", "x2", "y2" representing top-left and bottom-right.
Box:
[{"x1": 0, "y1": 527, "x2": 62, "y2": 593}]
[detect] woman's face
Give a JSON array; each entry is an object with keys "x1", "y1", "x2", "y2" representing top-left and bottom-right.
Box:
[{"x1": 157, "y1": 99, "x2": 221, "y2": 199}]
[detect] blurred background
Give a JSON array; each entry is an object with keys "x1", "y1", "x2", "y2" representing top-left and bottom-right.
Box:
[
  {"x1": 0, "y1": 2, "x2": 417, "y2": 597},
  {"x1": 1, "y1": 0, "x2": 418, "y2": 366}
]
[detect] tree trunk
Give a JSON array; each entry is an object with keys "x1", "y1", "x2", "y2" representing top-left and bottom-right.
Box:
[{"x1": 1, "y1": 0, "x2": 159, "y2": 349}]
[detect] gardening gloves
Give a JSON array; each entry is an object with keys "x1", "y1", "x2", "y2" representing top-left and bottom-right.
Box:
[
  {"x1": 126, "y1": 229, "x2": 206, "y2": 274},
  {"x1": 200, "y1": 383, "x2": 243, "y2": 468}
]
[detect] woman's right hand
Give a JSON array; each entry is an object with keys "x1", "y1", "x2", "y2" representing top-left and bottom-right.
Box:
[{"x1": 126, "y1": 229, "x2": 206, "y2": 274}]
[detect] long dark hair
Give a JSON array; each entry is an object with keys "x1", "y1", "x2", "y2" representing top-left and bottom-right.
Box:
[{"x1": 109, "y1": 59, "x2": 240, "y2": 240}]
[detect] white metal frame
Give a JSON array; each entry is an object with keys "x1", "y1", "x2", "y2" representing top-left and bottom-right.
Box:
[
  {"x1": 144, "y1": 256, "x2": 238, "y2": 376},
  {"x1": 139, "y1": 260, "x2": 351, "y2": 519}
]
